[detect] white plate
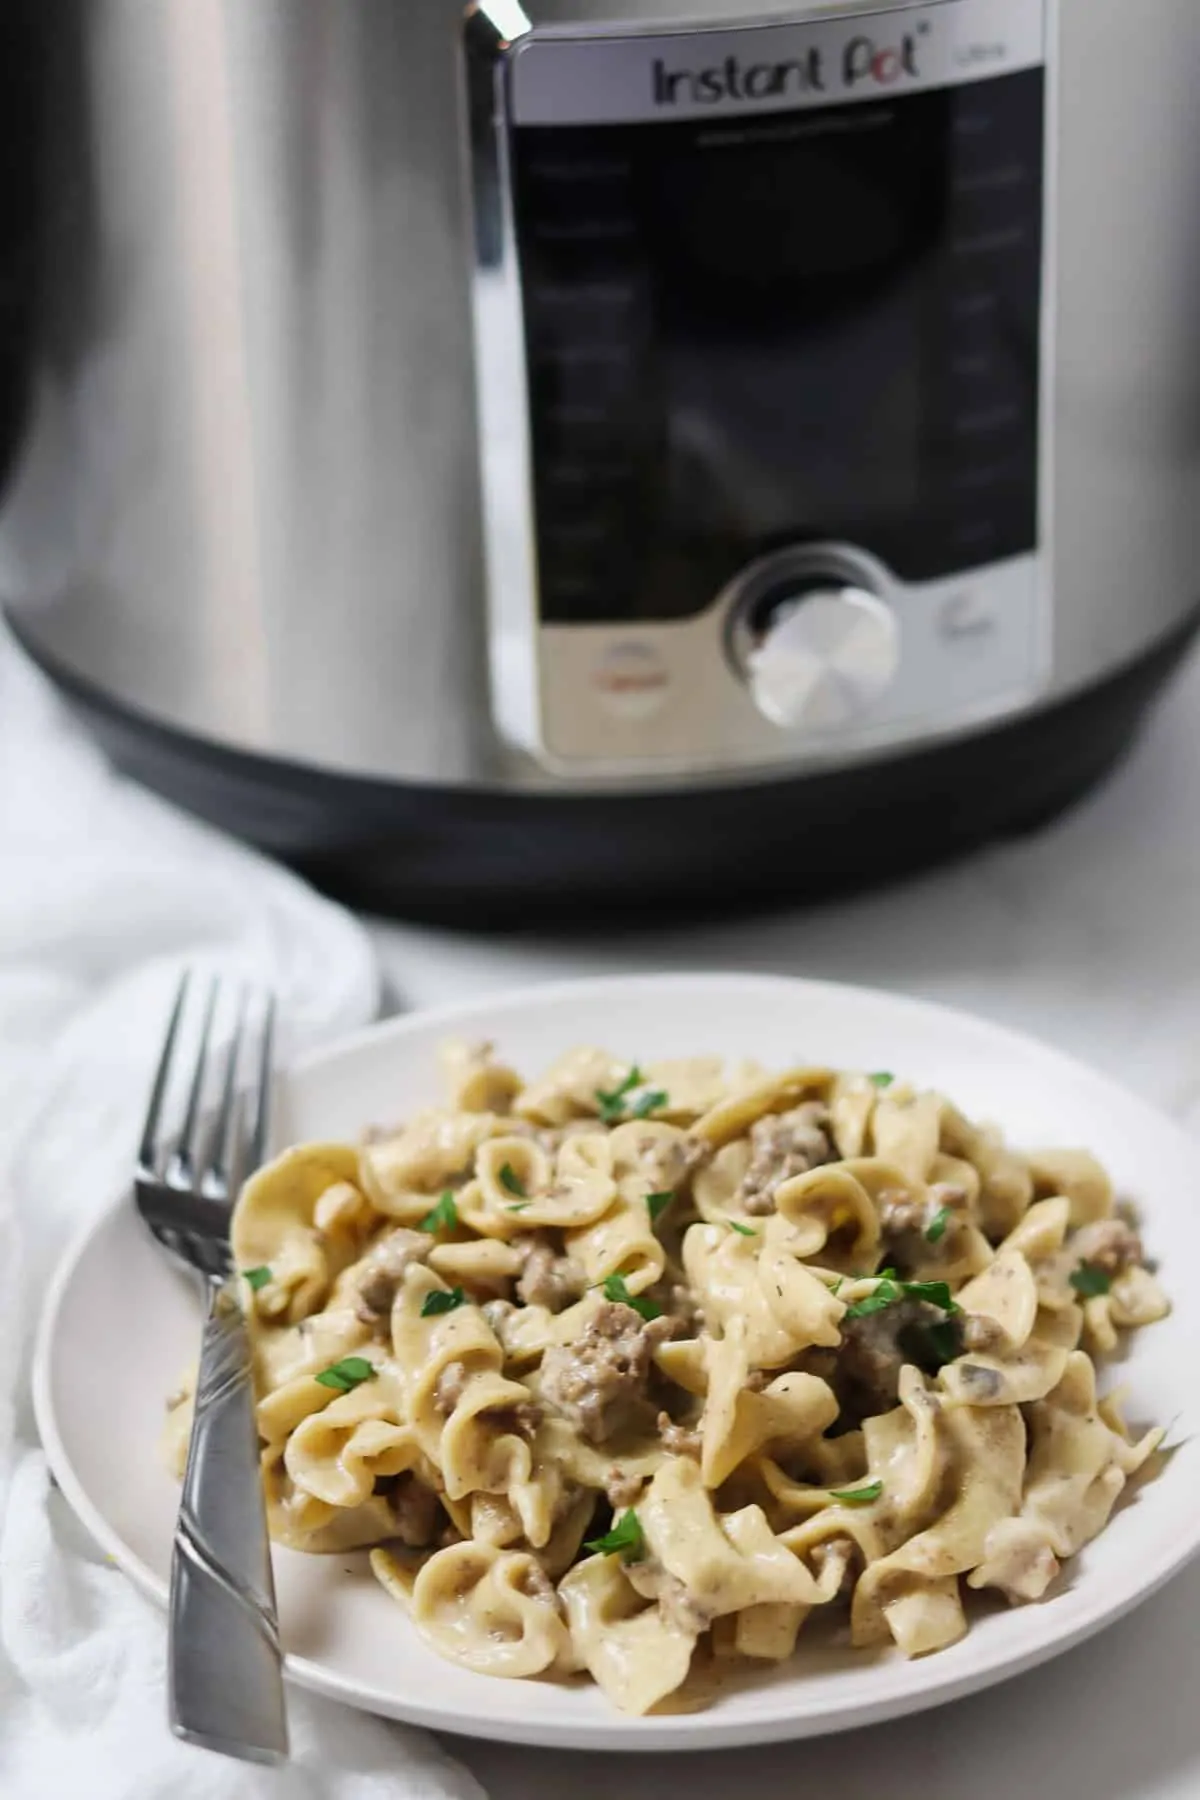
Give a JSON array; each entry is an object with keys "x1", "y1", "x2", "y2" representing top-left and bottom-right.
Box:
[{"x1": 32, "y1": 973, "x2": 1200, "y2": 1752}]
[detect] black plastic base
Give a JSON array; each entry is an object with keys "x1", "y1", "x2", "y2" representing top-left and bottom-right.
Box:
[{"x1": 10, "y1": 610, "x2": 1199, "y2": 926}]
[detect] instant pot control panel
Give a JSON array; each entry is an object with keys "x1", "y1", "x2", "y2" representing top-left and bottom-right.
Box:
[{"x1": 468, "y1": 0, "x2": 1051, "y2": 775}]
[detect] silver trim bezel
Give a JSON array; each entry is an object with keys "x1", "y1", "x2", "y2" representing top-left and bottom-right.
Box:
[
  {"x1": 464, "y1": 7, "x2": 543, "y2": 756},
  {"x1": 465, "y1": 0, "x2": 1056, "y2": 777},
  {"x1": 722, "y1": 540, "x2": 897, "y2": 677}
]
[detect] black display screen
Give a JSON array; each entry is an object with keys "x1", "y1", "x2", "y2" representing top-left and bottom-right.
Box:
[
  {"x1": 656, "y1": 106, "x2": 928, "y2": 539},
  {"x1": 512, "y1": 69, "x2": 1044, "y2": 624}
]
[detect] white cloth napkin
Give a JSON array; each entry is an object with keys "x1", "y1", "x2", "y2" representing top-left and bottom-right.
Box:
[{"x1": 0, "y1": 628, "x2": 484, "y2": 1800}]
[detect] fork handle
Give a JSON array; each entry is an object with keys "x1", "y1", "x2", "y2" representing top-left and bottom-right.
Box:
[{"x1": 169, "y1": 1278, "x2": 289, "y2": 1764}]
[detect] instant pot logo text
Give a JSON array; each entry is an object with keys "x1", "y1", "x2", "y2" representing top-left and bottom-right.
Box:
[{"x1": 652, "y1": 24, "x2": 926, "y2": 107}]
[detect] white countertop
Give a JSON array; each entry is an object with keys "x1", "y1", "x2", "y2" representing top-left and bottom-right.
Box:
[{"x1": 369, "y1": 640, "x2": 1200, "y2": 1800}]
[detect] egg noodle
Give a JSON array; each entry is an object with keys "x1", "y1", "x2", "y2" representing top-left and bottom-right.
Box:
[{"x1": 163, "y1": 1042, "x2": 1169, "y2": 1715}]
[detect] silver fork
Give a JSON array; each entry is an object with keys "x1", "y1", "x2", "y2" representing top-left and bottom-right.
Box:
[{"x1": 135, "y1": 972, "x2": 289, "y2": 1766}]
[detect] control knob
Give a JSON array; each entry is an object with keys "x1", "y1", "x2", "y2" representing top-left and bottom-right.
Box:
[{"x1": 731, "y1": 567, "x2": 899, "y2": 730}]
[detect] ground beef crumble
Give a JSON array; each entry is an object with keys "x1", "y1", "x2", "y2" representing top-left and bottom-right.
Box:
[
  {"x1": 604, "y1": 1467, "x2": 646, "y2": 1511},
  {"x1": 879, "y1": 1182, "x2": 971, "y2": 1273},
  {"x1": 516, "y1": 1560, "x2": 557, "y2": 1604},
  {"x1": 737, "y1": 1103, "x2": 834, "y2": 1215},
  {"x1": 641, "y1": 1277, "x2": 704, "y2": 1335},
  {"x1": 372, "y1": 1472, "x2": 440, "y2": 1547},
  {"x1": 834, "y1": 1297, "x2": 951, "y2": 1418},
  {"x1": 656, "y1": 1412, "x2": 702, "y2": 1459},
  {"x1": 434, "y1": 1359, "x2": 468, "y2": 1416},
  {"x1": 633, "y1": 1131, "x2": 711, "y2": 1196},
  {"x1": 953, "y1": 1362, "x2": 1005, "y2": 1400},
  {"x1": 878, "y1": 1188, "x2": 927, "y2": 1236},
  {"x1": 539, "y1": 1301, "x2": 677, "y2": 1443},
  {"x1": 1070, "y1": 1218, "x2": 1144, "y2": 1275},
  {"x1": 354, "y1": 1229, "x2": 432, "y2": 1323},
  {"x1": 514, "y1": 1233, "x2": 586, "y2": 1313},
  {"x1": 962, "y1": 1313, "x2": 1010, "y2": 1355},
  {"x1": 481, "y1": 1297, "x2": 517, "y2": 1341},
  {"x1": 626, "y1": 1557, "x2": 712, "y2": 1635},
  {"x1": 489, "y1": 1400, "x2": 543, "y2": 1439}
]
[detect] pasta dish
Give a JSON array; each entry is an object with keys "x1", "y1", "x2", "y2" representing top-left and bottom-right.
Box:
[{"x1": 162, "y1": 1043, "x2": 1169, "y2": 1715}]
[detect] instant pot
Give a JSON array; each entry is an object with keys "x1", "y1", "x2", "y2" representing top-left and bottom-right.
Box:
[{"x1": 4, "y1": 0, "x2": 1199, "y2": 918}]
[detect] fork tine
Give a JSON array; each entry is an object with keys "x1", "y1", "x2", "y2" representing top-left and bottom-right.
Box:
[
  {"x1": 169, "y1": 976, "x2": 219, "y2": 1185},
  {"x1": 201, "y1": 986, "x2": 247, "y2": 1199},
  {"x1": 246, "y1": 993, "x2": 276, "y2": 1175},
  {"x1": 137, "y1": 972, "x2": 190, "y2": 1175}
]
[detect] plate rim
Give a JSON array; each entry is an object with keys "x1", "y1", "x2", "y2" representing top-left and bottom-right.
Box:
[{"x1": 31, "y1": 969, "x2": 1200, "y2": 1751}]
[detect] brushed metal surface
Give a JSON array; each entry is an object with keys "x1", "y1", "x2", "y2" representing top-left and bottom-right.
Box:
[
  {"x1": 1, "y1": 0, "x2": 1198, "y2": 794},
  {"x1": 1, "y1": 0, "x2": 490, "y2": 780}
]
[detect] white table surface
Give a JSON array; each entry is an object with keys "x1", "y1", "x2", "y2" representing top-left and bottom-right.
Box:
[{"x1": 368, "y1": 640, "x2": 1200, "y2": 1800}]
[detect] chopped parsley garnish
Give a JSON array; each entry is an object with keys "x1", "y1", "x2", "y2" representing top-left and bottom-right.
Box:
[
  {"x1": 600, "y1": 1273, "x2": 662, "y2": 1321},
  {"x1": 925, "y1": 1206, "x2": 951, "y2": 1244},
  {"x1": 419, "y1": 1190, "x2": 458, "y2": 1234},
  {"x1": 646, "y1": 1191, "x2": 674, "y2": 1224},
  {"x1": 498, "y1": 1163, "x2": 526, "y2": 1198},
  {"x1": 421, "y1": 1286, "x2": 467, "y2": 1318},
  {"x1": 314, "y1": 1355, "x2": 375, "y2": 1393},
  {"x1": 843, "y1": 1276, "x2": 960, "y2": 1321},
  {"x1": 869, "y1": 1071, "x2": 895, "y2": 1089},
  {"x1": 596, "y1": 1066, "x2": 644, "y2": 1123},
  {"x1": 843, "y1": 1286, "x2": 899, "y2": 1319},
  {"x1": 830, "y1": 1277, "x2": 844, "y2": 1296},
  {"x1": 629, "y1": 1087, "x2": 668, "y2": 1120},
  {"x1": 830, "y1": 1480, "x2": 883, "y2": 1506},
  {"x1": 242, "y1": 1265, "x2": 272, "y2": 1292},
  {"x1": 1070, "y1": 1263, "x2": 1112, "y2": 1299},
  {"x1": 729, "y1": 1220, "x2": 757, "y2": 1237},
  {"x1": 584, "y1": 1509, "x2": 645, "y2": 1562},
  {"x1": 595, "y1": 1066, "x2": 669, "y2": 1124},
  {"x1": 901, "y1": 1279, "x2": 960, "y2": 1313},
  {"x1": 507, "y1": 1200, "x2": 532, "y2": 1213}
]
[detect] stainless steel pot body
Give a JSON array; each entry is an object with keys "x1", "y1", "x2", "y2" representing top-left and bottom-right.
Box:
[{"x1": 3, "y1": 0, "x2": 1199, "y2": 794}]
